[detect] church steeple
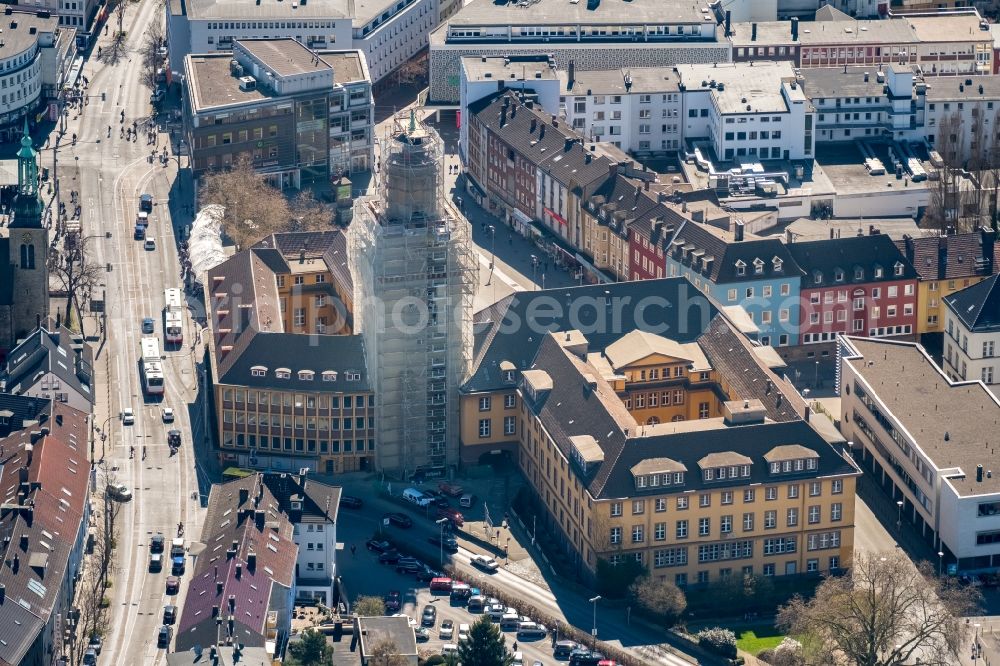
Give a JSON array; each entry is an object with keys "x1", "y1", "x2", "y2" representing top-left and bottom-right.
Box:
[{"x1": 10, "y1": 119, "x2": 42, "y2": 229}]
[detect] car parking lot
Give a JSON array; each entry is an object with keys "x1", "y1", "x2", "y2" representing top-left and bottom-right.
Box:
[{"x1": 339, "y1": 514, "x2": 571, "y2": 665}]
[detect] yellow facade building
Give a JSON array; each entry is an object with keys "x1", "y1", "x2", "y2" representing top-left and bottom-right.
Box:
[
  {"x1": 897, "y1": 229, "x2": 996, "y2": 335},
  {"x1": 460, "y1": 279, "x2": 860, "y2": 584},
  {"x1": 208, "y1": 231, "x2": 375, "y2": 475}
]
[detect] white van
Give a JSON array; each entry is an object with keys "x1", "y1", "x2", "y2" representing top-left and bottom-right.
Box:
[
  {"x1": 500, "y1": 612, "x2": 522, "y2": 631},
  {"x1": 403, "y1": 487, "x2": 432, "y2": 507}
]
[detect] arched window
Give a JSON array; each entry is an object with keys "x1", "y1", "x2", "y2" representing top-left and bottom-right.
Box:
[
  {"x1": 646, "y1": 416, "x2": 660, "y2": 425},
  {"x1": 20, "y1": 243, "x2": 34, "y2": 270},
  {"x1": 671, "y1": 415, "x2": 685, "y2": 422}
]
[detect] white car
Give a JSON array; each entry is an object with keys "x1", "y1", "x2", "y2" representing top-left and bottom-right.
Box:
[
  {"x1": 441, "y1": 644, "x2": 458, "y2": 656},
  {"x1": 471, "y1": 554, "x2": 500, "y2": 573},
  {"x1": 122, "y1": 408, "x2": 135, "y2": 425},
  {"x1": 439, "y1": 620, "x2": 454, "y2": 640},
  {"x1": 458, "y1": 623, "x2": 471, "y2": 642},
  {"x1": 108, "y1": 483, "x2": 133, "y2": 501},
  {"x1": 144, "y1": 238, "x2": 156, "y2": 251},
  {"x1": 162, "y1": 407, "x2": 174, "y2": 422}
]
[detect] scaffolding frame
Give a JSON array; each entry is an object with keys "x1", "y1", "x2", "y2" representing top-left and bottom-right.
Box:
[{"x1": 350, "y1": 111, "x2": 477, "y2": 477}]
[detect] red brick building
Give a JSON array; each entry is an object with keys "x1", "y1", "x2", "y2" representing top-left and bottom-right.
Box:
[{"x1": 787, "y1": 234, "x2": 919, "y2": 345}]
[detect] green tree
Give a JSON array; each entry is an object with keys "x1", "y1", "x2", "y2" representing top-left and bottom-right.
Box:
[
  {"x1": 353, "y1": 595, "x2": 386, "y2": 616},
  {"x1": 457, "y1": 616, "x2": 513, "y2": 666},
  {"x1": 286, "y1": 628, "x2": 332, "y2": 666}
]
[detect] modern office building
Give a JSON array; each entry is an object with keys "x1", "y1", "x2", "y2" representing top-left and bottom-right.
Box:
[
  {"x1": 184, "y1": 39, "x2": 374, "y2": 187},
  {"x1": 350, "y1": 114, "x2": 476, "y2": 476},
  {"x1": 167, "y1": 0, "x2": 439, "y2": 84},
  {"x1": 839, "y1": 335, "x2": 1000, "y2": 572},
  {"x1": 429, "y1": 0, "x2": 731, "y2": 103}
]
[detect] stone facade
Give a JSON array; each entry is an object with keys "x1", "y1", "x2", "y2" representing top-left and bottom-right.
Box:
[{"x1": 430, "y1": 43, "x2": 730, "y2": 103}]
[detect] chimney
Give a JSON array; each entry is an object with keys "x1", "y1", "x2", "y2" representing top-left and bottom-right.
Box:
[
  {"x1": 236, "y1": 563, "x2": 243, "y2": 579},
  {"x1": 0, "y1": 583, "x2": 5, "y2": 604},
  {"x1": 530, "y1": 118, "x2": 537, "y2": 132},
  {"x1": 734, "y1": 220, "x2": 745, "y2": 242},
  {"x1": 239, "y1": 487, "x2": 250, "y2": 505},
  {"x1": 20, "y1": 534, "x2": 28, "y2": 551},
  {"x1": 978, "y1": 464, "x2": 984, "y2": 482},
  {"x1": 725, "y1": 10, "x2": 731, "y2": 36},
  {"x1": 982, "y1": 226, "x2": 996, "y2": 272},
  {"x1": 247, "y1": 551, "x2": 257, "y2": 571},
  {"x1": 564, "y1": 137, "x2": 574, "y2": 151},
  {"x1": 228, "y1": 594, "x2": 236, "y2": 612},
  {"x1": 216, "y1": 580, "x2": 224, "y2": 594},
  {"x1": 863, "y1": 71, "x2": 869, "y2": 83},
  {"x1": 539, "y1": 124, "x2": 545, "y2": 139},
  {"x1": 568, "y1": 59, "x2": 575, "y2": 85},
  {"x1": 791, "y1": 17, "x2": 799, "y2": 41},
  {"x1": 499, "y1": 107, "x2": 507, "y2": 127},
  {"x1": 751, "y1": 23, "x2": 757, "y2": 41}
]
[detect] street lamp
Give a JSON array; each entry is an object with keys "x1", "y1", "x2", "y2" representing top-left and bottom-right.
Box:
[
  {"x1": 486, "y1": 224, "x2": 496, "y2": 286},
  {"x1": 814, "y1": 360, "x2": 820, "y2": 389},
  {"x1": 938, "y1": 550, "x2": 945, "y2": 577},
  {"x1": 435, "y1": 517, "x2": 448, "y2": 567},
  {"x1": 974, "y1": 623, "x2": 982, "y2": 665},
  {"x1": 589, "y1": 595, "x2": 601, "y2": 648},
  {"x1": 530, "y1": 254, "x2": 539, "y2": 290},
  {"x1": 896, "y1": 500, "x2": 904, "y2": 533}
]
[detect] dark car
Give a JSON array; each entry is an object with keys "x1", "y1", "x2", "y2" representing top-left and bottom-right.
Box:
[
  {"x1": 427, "y1": 533, "x2": 459, "y2": 553},
  {"x1": 150, "y1": 534, "x2": 165, "y2": 553},
  {"x1": 416, "y1": 565, "x2": 444, "y2": 582},
  {"x1": 87, "y1": 634, "x2": 103, "y2": 655},
  {"x1": 157, "y1": 625, "x2": 172, "y2": 649},
  {"x1": 422, "y1": 490, "x2": 451, "y2": 508},
  {"x1": 384, "y1": 512, "x2": 413, "y2": 528},
  {"x1": 378, "y1": 550, "x2": 401, "y2": 564},
  {"x1": 569, "y1": 650, "x2": 606, "y2": 666},
  {"x1": 384, "y1": 590, "x2": 402, "y2": 613},
  {"x1": 340, "y1": 495, "x2": 364, "y2": 509},
  {"x1": 163, "y1": 605, "x2": 177, "y2": 625},
  {"x1": 171, "y1": 555, "x2": 185, "y2": 575},
  {"x1": 167, "y1": 430, "x2": 181, "y2": 446},
  {"x1": 83, "y1": 649, "x2": 97, "y2": 665},
  {"x1": 139, "y1": 193, "x2": 154, "y2": 212},
  {"x1": 165, "y1": 576, "x2": 180, "y2": 594},
  {"x1": 396, "y1": 557, "x2": 422, "y2": 574},
  {"x1": 366, "y1": 539, "x2": 392, "y2": 553},
  {"x1": 421, "y1": 604, "x2": 437, "y2": 626},
  {"x1": 142, "y1": 317, "x2": 155, "y2": 333}
]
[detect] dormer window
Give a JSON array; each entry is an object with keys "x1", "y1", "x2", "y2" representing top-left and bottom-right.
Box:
[
  {"x1": 735, "y1": 260, "x2": 746, "y2": 276},
  {"x1": 298, "y1": 370, "x2": 315, "y2": 381},
  {"x1": 894, "y1": 261, "x2": 904, "y2": 276},
  {"x1": 753, "y1": 258, "x2": 764, "y2": 275},
  {"x1": 854, "y1": 267, "x2": 864, "y2": 281},
  {"x1": 813, "y1": 270, "x2": 823, "y2": 284},
  {"x1": 276, "y1": 368, "x2": 291, "y2": 379},
  {"x1": 874, "y1": 265, "x2": 884, "y2": 279},
  {"x1": 765, "y1": 445, "x2": 820, "y2": 475},
  {"x1": 834, "y1": 268, "x2": 844, "y2": 282},
  {"x1": 322, "y1": 370, "x2": 338, "y2": 382},
  {"x1": 772, "y1": 257, "x2": 783, "y2": 272},
  {"x1": 250, "y1": 366, "x2": 267, "y2": 377}
]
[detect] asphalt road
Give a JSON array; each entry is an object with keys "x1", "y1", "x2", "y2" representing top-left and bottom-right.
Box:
[
  {"x1": 52, "y1": 1, "x2": 209, "y2": 663},
  {"x1": 335, "y1": 480, "x2": 696, "y2": 666}
]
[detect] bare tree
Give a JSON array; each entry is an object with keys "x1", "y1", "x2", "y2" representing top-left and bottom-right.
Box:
[
  {"x1": 198, "y1": 154, "x2": 291, "y2": 249},
  {"x1": 139, "y1": 18, "x2": 166, "y2": 92},
  {"x1": 629, "y1": 575, "x2": 687, "y2": 624},
  {"x1": 49, "y1": 234, "x2": 104, "y2": 330},
  {"x1": 927, "y1": 112, "x2": 967, "y2": 234},
  {"x1": 352, "y1": 595, "x2": 386, "y2": 616},
  {"x1": 368, "y1": 639, "x2": 409, "y2": 666},
  {"x1": 289, "y1": 190, "x2": 334, "y2": 232},
  {"x1": 395, "y1": 55, "x2": 428, "y2": 86},
  {"x1": 777, "y1": 550, "x2": 980, "y2": 666}
]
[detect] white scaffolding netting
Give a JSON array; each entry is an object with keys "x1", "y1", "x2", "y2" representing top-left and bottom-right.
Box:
[{"x1": 189, "y1": 204, "x2": 227, "y2": 288}]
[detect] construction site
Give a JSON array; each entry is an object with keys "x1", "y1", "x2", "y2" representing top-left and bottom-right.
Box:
[{"x1": 349, "y1": 112, "x2": 478, "y2": 477}]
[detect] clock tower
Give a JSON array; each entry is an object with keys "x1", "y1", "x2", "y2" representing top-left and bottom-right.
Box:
[{"x1": 7, "y1": 119, "x2": 48, "y2": 343}]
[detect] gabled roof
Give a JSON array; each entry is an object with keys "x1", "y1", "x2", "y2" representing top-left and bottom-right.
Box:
[
  {"x1": 2, "y1": 324, "x2": 95, "y2": 406},
  {"x1": 176, "y1": 475, "x2": 297, "y2": 652},
  {"x1": 944, "y1": 273, "x2": 1000, "y2": 332},
  {"x1": 261, "y1": 472, "x2": 341, "y2": 523},
  {"x1": 464, "y1": 278, "x2": 720, "y2": 394},
  {"x1": 667, "y1": 219, "x2": 803, "y2": 284},
  {"x1": 604, "y1": 330, "x2": 709, "y2": 371},
  {"x1": 0, "y1": 402, "x2": 90, "y2": 666},
  {"x1": 0, "y1": 393, "x2": 49, "y2": 438},
  {"x1": 814, "y1": 4, "x2": 852, "y2": 21},
  {"x1": 785, "y1": 234, "x2": 918, "y2": 288},
  {"x1": 218, "y1": 333, "x2": 369, "y2": 391},
  {"x1": 895, "y1": 229, "x2": 997, "y2": 281}
]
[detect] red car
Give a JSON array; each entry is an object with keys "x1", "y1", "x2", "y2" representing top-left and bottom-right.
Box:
[
  {"x1": 436, "y1": 508, "x2": 464, "y2": 527},
  {"x1": 438, "y1": 482, "x2": 464, "y2": 497},
  {"x1": 384, "y1": 590, "x2": 402, "y2": 613},
  {"x1": 165, "y1": 576, "x2": 180, "y2": 595}
]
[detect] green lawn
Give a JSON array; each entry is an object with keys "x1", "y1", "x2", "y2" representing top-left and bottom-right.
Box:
[{"x1": 735, "y1": 626, "x2": 785, "y2": 655}]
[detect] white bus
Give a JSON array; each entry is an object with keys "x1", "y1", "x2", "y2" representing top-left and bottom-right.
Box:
[
  {"x1": 164, "y1": 288, "x2": 184, "y2": 345},
  {"x1": 141, "y1": 336, "x2": 165, "y2": 395}
]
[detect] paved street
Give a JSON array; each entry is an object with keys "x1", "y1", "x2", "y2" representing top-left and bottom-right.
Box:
[{"x1": 50, "y1": 2, "x2": 210, "y2": 663}]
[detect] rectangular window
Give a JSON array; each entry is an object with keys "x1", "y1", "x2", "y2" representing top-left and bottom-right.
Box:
[
  {"x1": 478, "y1": 419, "x2": 491, "y2": 438},
  {"x1": 831, "y1": 502, "x2": 843, "y2": 521},
  {"x1": 787, "y1": 508, "x2": 798, "y2": 527},
  {"x1": 676, "y1": 520, "x2": 688, "y2": 538},
  {"x1": 654, "y1": 522, "x2": 666, "y2": 541},
  {"x1": 743, "y1": 512, "x2": 754, "y2": 531},
  {"x1": 744, "y1": 489, "x2": 755, "y2": 503},
  {"x1": 610, "y1": 527, "x2": 622, "y2": 545},
  {"x1": 698, "y1": 517, "x2": 710, "y2": 536},
  {"x1": 633, "y1": 499, "x2": 645, "y2": 515},
  {"x1": 611, "y1": 502, "x2": 623, "y2": 517},
  {"x1": 808, "y1": 505, "x2": 820, "y2": 524},
  {"x1": 764, "y1": 510, "x2": 776, "y2": 529}
]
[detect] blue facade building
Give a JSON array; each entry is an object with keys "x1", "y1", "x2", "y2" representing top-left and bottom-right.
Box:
[{"x1": 664, "y1": 219, "x2": 803, "y2": 346}]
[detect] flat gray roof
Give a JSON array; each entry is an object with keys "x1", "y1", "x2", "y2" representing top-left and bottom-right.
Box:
[
  {"x1": 815, "y1": 143, "x2": 930, "y2": 197},
  {"x1": 729, "y1": 17, "x2": 919, "y2": 48},
  {"x1": 461, "y1": 55, "x2": 559, "y2": 82},
  {"x1": 676, "y1": 62, "x2": 796, "y2": 115},
  {"x1": 448, "y1": 0, "x2": 711, "y2": 27},
  {"x1": 319, "y1": 50, "x2": 366, "y2": 83},
  {"x1": 0, "y1": 9, "x2": 61, "y2": 57},
  {"x1": 562, "y1": 66, "x2": 680, "y2": 95},
  {"x1": 798, "y1": 66, "x2": 895, "y2": 100},
  {"x1": 924, "y1": 74, "x2": 1000, "y2": 101},
  {"x1": 844, "y1": 337, "x2": 1000, "y2": 497},
  {"x1": 185, "y1": 0, "x2": 350, "y2": 20},
  {"x1": 239, "y1": 38, "x2": 332, "y2": 77}
]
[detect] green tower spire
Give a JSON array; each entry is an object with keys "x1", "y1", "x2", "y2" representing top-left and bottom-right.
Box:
[{"x1": 10, "y1": 119, "x2": 42, "y2": 229}]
